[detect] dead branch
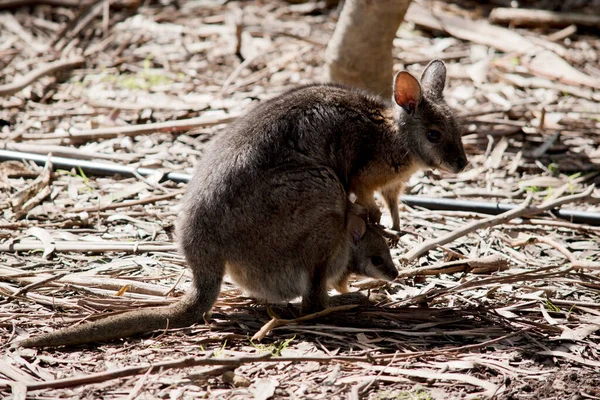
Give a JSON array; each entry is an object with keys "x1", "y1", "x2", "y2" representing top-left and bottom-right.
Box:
[
  {"x1": 0, "y1": 58, "x2": 84, "y2": 97},
  {"x1": 10, "y1": 159, "x2": 53, "y2": 219},
  {"x1": 397, "y1": 254, "x2": 509, "y2": 279},
  {"x1": 9, "y1": 331, "x2": 529, "y2": 392},
  {"x1": 0, "y1": 0, "x2": 86, "y2": 7},
  {"x1": 70, "y1": 188, "x2": 186, "y2": 213},
  {"x1": 504, "y1": 235, "x2": 600, "y2": 270},
  {"x1": 489, "y1": 8, "x2": 600, "y2": 28},
  {"x1": 21, "y1": 115, "x2": 237, "y2": 142},
  {"x1": 0, "y1": 241, "x2": 177, "y2": 253},
  {"x1": 401, "y1": 186, "x2": 595, "y2": 263},
  {"x1": 399, "y1": 265, "x2": 572, "y2": 308},
  {"x1": 252, "y1": 304, "x2": 358, "y2": 341},
  {"x1": 19, "y1": 353, "x2": 374, "y2": 391},
  {"x1": 2, "y1": 142, "x2": 139, "y2": 163}
]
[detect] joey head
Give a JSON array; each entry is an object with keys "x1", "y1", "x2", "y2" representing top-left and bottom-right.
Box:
[
  {"x1": 351, "y1": 60, "x2": 468, "y2": 230},
  {"x1": 334, "y1": 217, "x2": 397, "y2": 294},
  {"x1": 20, "y1": 59, "x2": 458, "y2": 348}
]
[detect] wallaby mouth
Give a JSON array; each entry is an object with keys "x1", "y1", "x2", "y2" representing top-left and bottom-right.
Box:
[{"x1": 439, "y1": 156, "x2": 468, "y2": 174}]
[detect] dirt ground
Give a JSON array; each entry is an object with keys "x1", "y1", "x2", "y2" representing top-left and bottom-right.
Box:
[{"x1": 1, "y1": 1, "x2": 600, "y2": 399}]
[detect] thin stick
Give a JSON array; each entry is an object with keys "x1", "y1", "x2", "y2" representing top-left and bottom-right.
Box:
[
  {"x1": 0, "y1": 58, "x2": 84, "y2": 96},
  {"x1": 70, "y1": 189, "x2": 186, "y2": 213},
  {"x1": 505, "y1": 235, "x2": 600, "y2": 270},
  {"x1": 251, "y1": 305, "x2": 359, "y2": 341},
  {"x1": 401, "y1": 186, "x2": 595, "y2": 263},
  {"x1": 0, "y1": 241, "x2": 177, "y2": 253},
  {"x1": 21, "y1": 353, "x2": 372, "y2": 391},
  {"x1": 21, "y1": 115, "x2": 237, "y2": 142},
  {"x1": 0, "y1": 0, "x2": 86, "y2": 7}
]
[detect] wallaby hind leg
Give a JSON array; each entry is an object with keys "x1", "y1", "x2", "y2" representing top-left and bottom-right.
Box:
[
  {"x1": 301, "y1": 262, "x2": 329, "y2": 314},
  {"x1": 381, "y1": 183, "x2": 403, "y2": 231}
]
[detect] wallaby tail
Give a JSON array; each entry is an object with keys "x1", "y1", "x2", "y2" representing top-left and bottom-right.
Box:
[
  {"x1": 19, "y1": 249, "x2": 225, "y2": 348},
  {"x1": 18, "y1": 291, "x2": 208, "y2": 348},
  {"x1": 20, "y1": 224, "x2": 225, "y2": 348}
]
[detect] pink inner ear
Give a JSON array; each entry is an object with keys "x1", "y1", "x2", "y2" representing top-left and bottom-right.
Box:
[
  {"x1": 394, "y1": 71, "x2": 422, "y2": 112},
  {"x1": 347, "y1": 214, "x2": 366, "y2": 244}
]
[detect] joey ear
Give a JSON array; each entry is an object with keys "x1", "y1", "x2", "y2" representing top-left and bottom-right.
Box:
[
  {"x1": 347, "y1": 201, "x2": 368, "y2": 222},
  {"x1": 347, "y1": 214, "x2": 366, "y2": 245},
  {"x1": 393, "y1": 71, "x2": 422, "y2": 115},
  {"x1": 420, "y1": 59, "x2": 446, "y2": 97}
]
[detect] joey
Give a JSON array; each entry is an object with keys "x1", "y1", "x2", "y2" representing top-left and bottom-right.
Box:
[
  {"x1": 334, "y1": 221, "x2": 397, "y2": 294},
  {"x1": 20, "y1": 59, "x2": 463, "y2": 348}
]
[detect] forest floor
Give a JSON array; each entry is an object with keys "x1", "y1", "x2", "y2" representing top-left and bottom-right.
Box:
[{"x1": 1, "y1": 0, "x2": 600, "y2": 399}]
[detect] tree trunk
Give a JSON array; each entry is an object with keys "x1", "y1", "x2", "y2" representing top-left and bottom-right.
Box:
[{"x1": 325, "y1": 0, "x2": 413, "y2": 99}]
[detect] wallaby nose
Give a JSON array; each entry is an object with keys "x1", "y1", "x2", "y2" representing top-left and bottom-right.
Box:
[
  {"x1": 455, "y1": 155, "x2": 468, "y2": 173},
  {"x1": 386, "y1": 263, "x2": 399, "y2": 280}
]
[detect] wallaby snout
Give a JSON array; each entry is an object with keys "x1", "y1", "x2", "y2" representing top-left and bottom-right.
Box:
[
  {"x1": 443, "y1": 145, "x2": 468, "y2": 173},
  {"x1": 453, "y1": 153, "x2": 468, "y2": 173}
]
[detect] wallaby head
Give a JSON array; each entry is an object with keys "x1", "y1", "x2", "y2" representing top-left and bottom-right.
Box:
[
  {"x1": 347, "y1": 216, "x2": 398, "y2": 282},
  {"x1": 393, "y1": 60, "x2": 467, "y2": 174}
]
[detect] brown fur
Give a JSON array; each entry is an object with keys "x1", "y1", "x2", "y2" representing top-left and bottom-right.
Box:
[{"x1": 19, "y1": 60, "x2": 464, "y2": 348}]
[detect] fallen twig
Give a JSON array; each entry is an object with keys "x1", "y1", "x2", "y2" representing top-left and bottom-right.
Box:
[
  {"x1": 505, "y1": 235, "x2": 600, "y2": 270},
  {"x1": 70, "y1": 189, "x2": 186, "y2": 213},
  {"x1": 18, "y1": 353, "x2": 373, "y2": 391},
  {"x1": 0, "y1": 0, "x2": 86, "y2": 7},
  {"x1": 21, "y1": 115, "x2": 237, "y2": 142},
  {"x1": 489, "y1": 7, "x2": 600, "y2": 28},
  {"x1": 401, "y1": 186, "x2": 595, "y2": 263},
  {"x1": 397, "y1": 265, "x2": 572, "y2": 307},
  {"x1": 252, "y1": 304, "x2": 358, "y2": 341},
  {"x1": 10, "y1": 159, "x2": 53, "y2": 220},
  {"x1": 396, "y1": 254, "x2": 510, "y2": 279},
  {"x1": 0, "y1": 241, "x2": 177, "y2": 253},
  {"x1": 0, "y1": 58, "x2": 84, "y2": 97}
]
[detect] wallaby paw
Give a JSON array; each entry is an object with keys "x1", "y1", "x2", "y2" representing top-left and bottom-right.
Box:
[{"x1": 367, "y1": 207, "x2": 382, "y2": 225}]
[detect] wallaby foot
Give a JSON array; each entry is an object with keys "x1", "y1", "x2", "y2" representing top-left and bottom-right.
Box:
[{"x1": 329, "y1": 292, "x2": 372, "y2": 307}]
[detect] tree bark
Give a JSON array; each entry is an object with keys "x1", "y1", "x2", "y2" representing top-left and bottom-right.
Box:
[{"x1": 325, "y1": 0, "x2": 413, "y2": 99}]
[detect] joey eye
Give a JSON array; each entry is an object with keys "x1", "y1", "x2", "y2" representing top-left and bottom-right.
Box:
[
  {"x1": 371, "y1": 256, "x2": 384, "y2": 266},
  {"x1": 427, "y1": 130, "x2": 442, "y2": 143}
]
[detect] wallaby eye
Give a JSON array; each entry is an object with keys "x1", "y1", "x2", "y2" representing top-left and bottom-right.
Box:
[
  {"x1": 371, "y1": 256, "x2": 384, "y2": 266},
  {"x1": 427, "y1": 130, "x2": 442, "y2": 143}
]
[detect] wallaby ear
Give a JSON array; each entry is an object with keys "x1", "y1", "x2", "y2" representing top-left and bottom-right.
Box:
[
  {"x1": 420, "y1": 59, "x2": 446, "y2": 98},
  {"x1": 347, "y1": 201, "x2": 368, "y2": 222},
  {"x1": 393, "y1": 71, "x2": 422, "y2": 115},
  {"x1": 347, "y1": 214, "x2": 367, "y2": 245}
]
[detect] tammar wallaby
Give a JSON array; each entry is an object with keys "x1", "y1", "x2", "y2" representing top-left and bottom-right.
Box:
[{"x1": 20, "y1": 59, "x2": 465, "y2": 348}]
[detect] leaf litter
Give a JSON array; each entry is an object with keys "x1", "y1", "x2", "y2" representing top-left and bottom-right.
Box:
[{"x1": 1, "y1": 0, "x2": 600, "y2": 399}]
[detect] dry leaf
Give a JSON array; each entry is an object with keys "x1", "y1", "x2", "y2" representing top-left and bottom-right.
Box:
[{"x1": 251, "y1": 378, "x2": 278, "y2": 400}]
